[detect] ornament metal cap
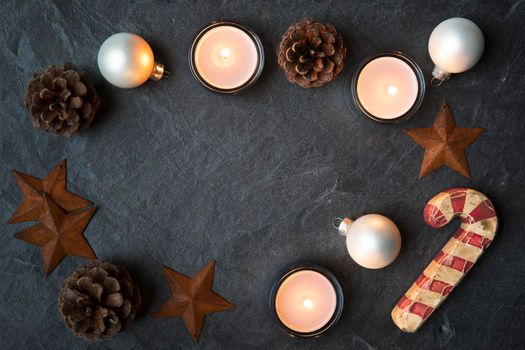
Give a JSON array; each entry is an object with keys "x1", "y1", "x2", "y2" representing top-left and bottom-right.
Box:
[{"x1": 151, "y1": 62, "x2": 167, "y2": 81}]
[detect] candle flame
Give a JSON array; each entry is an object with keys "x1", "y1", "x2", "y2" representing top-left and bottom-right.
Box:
[
  {"x1": 302, "y1": 297, "x2": 314, "y2": 310},
  {"x1": 219, "y1": 48, "x2": 232, "y2": 62},
  {"x1": 386, "y1": 85, "x2": 398, "y2": 96}
]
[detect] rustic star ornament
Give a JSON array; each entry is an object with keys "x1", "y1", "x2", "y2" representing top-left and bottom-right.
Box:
[
  {"x1": 404, "y1": 101, "x2": 485, "y2": 178},
  {"x1": 16, "y1": 193, "x2": 97, "y2": 276},
  {"x1": 7, "y1": 159, "x2": 92, "y2": 224},
  {"x1": 152, "y1": 260, "x2": 234, "y2": 342}
]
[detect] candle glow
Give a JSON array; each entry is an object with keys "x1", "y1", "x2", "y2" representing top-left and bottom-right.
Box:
[
  {"x1": 356, "y1": 56, "x2": 420, "y2": 120},
  {"x1": 193, "y1": 25, "x2": 259, "y2": 90},
  {"x1": 275, "y1": 270, "x2": 337, "y2": 334}
]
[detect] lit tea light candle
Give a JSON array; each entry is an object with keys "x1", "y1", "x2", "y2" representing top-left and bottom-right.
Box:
[
  {"x1": 189, "y1": 21, "x2": 264, "y2": 93},
  {"x1": 352, "y1": 52, "x2": 425, "y2": 122},
  {"x1": 270, "y1": 265, "x2": 343, "y2": 337}
]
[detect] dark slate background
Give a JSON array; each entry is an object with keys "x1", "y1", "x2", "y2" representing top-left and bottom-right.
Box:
[{"x1": 1, "y1": 0, "x2": 524, "y2": 349}]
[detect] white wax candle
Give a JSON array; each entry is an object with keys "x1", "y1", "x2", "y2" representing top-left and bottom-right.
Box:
[
  {"x1": 275, "y1": 270, "x2": 337, "y2": 333},
  {"x1": 194, "y1": 25, "x2": 259, "y2": 90},
  {"x1": 356, "y1": 56, "x2": 419, "y2": 120}
]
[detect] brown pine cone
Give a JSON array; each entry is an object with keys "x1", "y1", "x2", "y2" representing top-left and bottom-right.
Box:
[
  {"x1": 278, "y1": 18, "x2": 347, "y2": 88},
  {"x1": 24, "y1": 63, "x2": 100, "y2": 137},
  {"x1": 58, "y1": 261, "x2": 141, "y2": 341}
]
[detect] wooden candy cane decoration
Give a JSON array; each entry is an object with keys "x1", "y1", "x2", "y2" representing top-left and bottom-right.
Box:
[{"x1": 391, "y1": 188, "x2": 497, "y2": 332}]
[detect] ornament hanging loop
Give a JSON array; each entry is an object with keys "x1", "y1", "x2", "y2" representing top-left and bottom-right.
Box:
[
  {"x1": 332, "y1": 217, "x2": 343, "y2": 230},
  {"x1": 431, "y1": 77, "x2": 443, "y2": 87},
  {"x1": 430, "y1": 66, "x2": 450, "y2": 87},
  {"x1": 333, "y1": 217, "x2": 353, "y2": 237}
]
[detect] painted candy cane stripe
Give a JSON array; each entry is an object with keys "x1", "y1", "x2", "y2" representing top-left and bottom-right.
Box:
[
  {"x1": 397, "y1": 295, "x2": 434, "y2": 319},
  {"x1": 460, "y1": 217, "x2": 498, "y2": 240},
  {"x1": 391, "y1": 306, "x2": 425, "y2": 332},
  {"x1": 454, "y1": 228, "x2": 493, "y2": 250},
  {"x1": 466, "y1": 200, "x2": 496, "y2": 224},
  {"x1": 392, "y1": 188, "x2": 498, "y2": 333},
  {"x1": 446, "y1": 188, "x2": 467, "y2": 214},
  {"x1": 415, "y1": 273, "x2": 453, "y2": 296},
  {"x1": 423, "y1": 260, "x2": 464, "y2": 286},
  {"x1": 404, "y1": 284, "x2": 444, "y2": 308},
  {"x1": 423, "y1": 200, "x2": 451, "y2": 227},
  {"x1": 441, "y1": 238, "x2": 482, "y2": 263},
  {"x1": 434, "y1": 251, "x2": 473, "y2": 274}
]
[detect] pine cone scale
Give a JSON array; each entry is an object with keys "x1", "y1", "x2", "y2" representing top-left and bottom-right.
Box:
[
  {"x1": 73, "y1": 82, "x2": 87, "y2": 96},
  {"x1": 69, "y1": 96, "x2": 83, "y2": 108},
  {"x1": 296, "y1": 62, "x2": 312, "y2": 75},
  {"x1": 121, "y1": 300, "x2": 132, "y2": 318},
  {"x1": 322, "y1": 44, "x2": 335, "y2": 56},
  {"x1": 105, "y1": 293, "x2": 124, "y2": 307},
  {"x1": 40, "y1": 72, "x2": 53, "y2": 86},
  {"x1": 40, "y1": 88, "x2": 55, "y2": 100},
  {"x1": 311, "y1": 36, "x2": 322, "y2": 48},
  {"x1": 54, "y1": 77, "x2": 67, "y2": 90},
  {"x1": 103, "y1": 277, "x2": 120, "y2": 293},
  {"x1": 63, "y1": 70, "x2": 80, "y2": 85}
]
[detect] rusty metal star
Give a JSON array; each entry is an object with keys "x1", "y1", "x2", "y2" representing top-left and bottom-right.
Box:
[
  {"x1": 405, "y1": 101, "x2": 485, "y2": 178},
  {"x1": 16, "y1": 193, "x2": 97, "y2": 276},
  {"x1": 152, "y1": 260, "x2": 234, "y2": 342},
  {"x1": 7, "y1": 159, "x2": 92, "y2": 224}
]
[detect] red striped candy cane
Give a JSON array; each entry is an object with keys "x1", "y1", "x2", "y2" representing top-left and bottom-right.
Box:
[{"x1": 391, "y1": 188, "x2": 498, "y2": 332}]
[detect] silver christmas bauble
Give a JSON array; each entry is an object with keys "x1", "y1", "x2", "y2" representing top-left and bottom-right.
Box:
[
  {"x1": 336, "y1": 214, "x2": 401, "y2": 269},
  {"x1": 97, "y1": 33, "x2": 164, "y2": 88},
  {"x1": 428, "y1": 17, "x2": 484, "y2": 84}
]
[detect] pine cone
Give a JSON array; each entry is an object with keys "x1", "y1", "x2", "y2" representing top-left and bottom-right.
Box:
[
  {"x1": 58, "y1": 261, "x2": 141, "y2": 341},
  {"x1": 278, "y1": 18, "x2": 347, "y2": 88},
  {"x1": 25, "y1": 63, "x2": 100, "y2": 137}
]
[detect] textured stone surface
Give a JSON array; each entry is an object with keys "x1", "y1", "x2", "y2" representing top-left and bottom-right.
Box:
[{"x1": 1, "y1": 0, "x2": 524, "y2": 349}]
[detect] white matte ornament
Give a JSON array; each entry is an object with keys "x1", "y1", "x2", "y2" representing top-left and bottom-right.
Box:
[
  {"x1": 428, "y1": 17, "x2": 484, "y2": 85},
  {"x1": 335, "y1": 214, "x2": 401, "y2": 269},
  {"x1": 97, "y1": 33, "x2": 165, "y2": 88}
]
